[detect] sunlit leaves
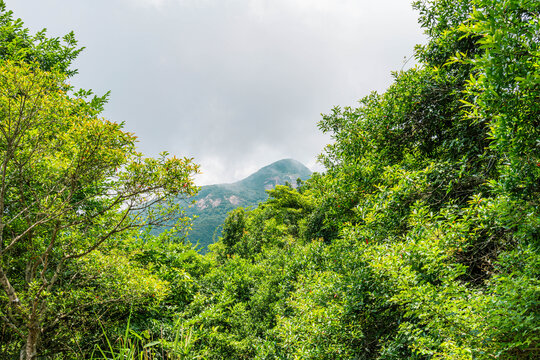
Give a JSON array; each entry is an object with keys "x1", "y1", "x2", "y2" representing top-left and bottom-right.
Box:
[{"x1": 0, "y1": 60, "x2": 199, "y2": 355}]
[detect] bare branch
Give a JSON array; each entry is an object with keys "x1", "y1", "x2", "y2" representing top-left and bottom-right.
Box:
[
  {"x1": 63, "y1": 204, "x2": 133, "y2": 261},
  {"x1": 0, "y1": 266, "x2": 22, "y2": 314}
]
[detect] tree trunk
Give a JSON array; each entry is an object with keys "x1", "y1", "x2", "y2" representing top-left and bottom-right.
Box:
[{"x1": 20, "y1": 324, "x2": 39, "y2": 360}]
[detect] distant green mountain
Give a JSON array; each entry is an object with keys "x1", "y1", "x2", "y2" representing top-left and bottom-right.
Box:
[{"x1": 183, "y1": 159, "x2": 312, "y2": 251}]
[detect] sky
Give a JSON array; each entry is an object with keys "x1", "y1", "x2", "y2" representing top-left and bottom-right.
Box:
[{"x1": 6, "y1": 0, "x2": 426, "y2": 185}]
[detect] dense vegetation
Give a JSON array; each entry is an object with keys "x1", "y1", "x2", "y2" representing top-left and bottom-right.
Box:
[{"x1": 1, "y1": 0, "x2": 539, "y2": 359}]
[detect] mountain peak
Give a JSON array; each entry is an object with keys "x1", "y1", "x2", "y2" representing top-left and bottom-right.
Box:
[
  {"x1": 238, "y1": 159, "x2": 312, "y2": 189},
  {"x1": 182, "y1": 159, "x2": 312, "y2": 251}
]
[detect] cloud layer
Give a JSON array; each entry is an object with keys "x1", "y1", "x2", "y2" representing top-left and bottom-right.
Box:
[{"x1": 8, "y1": 0, "x2": 425, "y2": 184}]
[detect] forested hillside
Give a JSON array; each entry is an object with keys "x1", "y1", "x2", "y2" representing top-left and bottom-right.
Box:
[
  {"x1": 172, "y1": 159, "x2": 312, "y2": 251},
  {"x1": 1, "y1": 0, "x2": 539, "y2": 359}
]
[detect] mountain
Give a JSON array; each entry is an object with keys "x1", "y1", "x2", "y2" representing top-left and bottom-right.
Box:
[{"x1": 182, "y1": 159, "x2": 312, "y2": 251}]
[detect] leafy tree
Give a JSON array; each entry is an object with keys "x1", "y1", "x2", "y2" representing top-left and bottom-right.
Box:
[
  {"x1": 0, "y1": 1, "x2": 82, "y2": 75},
  {"x1": 221, "y1": 208, "x2": 247, "y2": 254},
  {"x1": 310, "y1": 0, "x2": 539, "y2": 358},
  {"x1": 0, "y1": 4, "x2": 201, "y2": 357},
  {"x1": 0, "y1": 47, "x2": 198, "y2": 360}
]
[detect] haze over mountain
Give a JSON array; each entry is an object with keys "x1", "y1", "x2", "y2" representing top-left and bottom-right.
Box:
[{"x1": 183, "y1": 159, "x2": 312, "y2": 251}]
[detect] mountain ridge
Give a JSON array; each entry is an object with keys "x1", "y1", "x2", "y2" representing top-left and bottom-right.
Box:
[{"x1": 183, "y1": 159, "x2": 312, "y2": 251}]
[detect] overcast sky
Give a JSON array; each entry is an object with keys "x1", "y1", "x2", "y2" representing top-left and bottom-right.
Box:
[{"x1": 7, "y1": 0, "x2": 426, "y2": 185}]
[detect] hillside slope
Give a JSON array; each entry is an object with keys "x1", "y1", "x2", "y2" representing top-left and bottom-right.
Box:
[{"x1": 184, "y1": 159, "x2": 312, "y2": 250}]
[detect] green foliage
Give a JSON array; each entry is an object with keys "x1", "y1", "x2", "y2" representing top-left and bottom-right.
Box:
[
  {"x1": 172, "y1": 1, "x2": 539, "y2": 359},
  {"x1": 2, "y1": 0, "x2": 539, "y2": 359},
  {"x1": 0, "y1": 7, "x2": 199, "y2": 358},
  {"x1": 221, "y1": 208, "x2": 247, "y2": 251},
  {"x1": 91, "y1": 313, "x2": 205, "y2": 360},
  {"x1": 0, "y1": 0, "x2": 82, "y2": 76}
]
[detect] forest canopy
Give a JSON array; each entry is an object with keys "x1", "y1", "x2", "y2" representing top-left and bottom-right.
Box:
[{"x1": 1, "y1": 0, "x2": 539, "y2": 359}]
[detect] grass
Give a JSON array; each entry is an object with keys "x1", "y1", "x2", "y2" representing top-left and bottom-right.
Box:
[{"x1": 90, "y1": 314, "x2": 204, "y2": 360}]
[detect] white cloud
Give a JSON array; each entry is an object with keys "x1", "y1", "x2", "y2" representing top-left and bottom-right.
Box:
[
  {"x1": 8, "y1": 0, "x2": 426, "y2": 185},
  {"x1": 130, "y1": 0, "x2": 167, "y2": 9}
]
